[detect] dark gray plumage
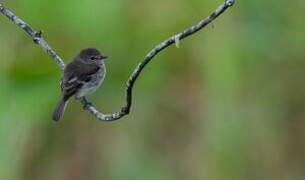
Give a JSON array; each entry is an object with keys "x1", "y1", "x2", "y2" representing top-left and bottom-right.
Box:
[{"x1": 52, "y1": 48, "x2": 108, "y2": 122}]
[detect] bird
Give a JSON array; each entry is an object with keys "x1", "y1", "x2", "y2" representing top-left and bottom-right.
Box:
[{"x1": 52, "y1": 48, "x2": 108, "y2": 122}]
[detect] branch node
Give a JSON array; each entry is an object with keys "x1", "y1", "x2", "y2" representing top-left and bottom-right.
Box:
[
  {"x1": 174, "y1": 34, "x2": 181, "y2": 48},
  {"x1": 33, "y1": 30, "x2": 42, "y2": 44},
  {"x1": 121, "y1": 107, "x2": 130, "y2": 114}
]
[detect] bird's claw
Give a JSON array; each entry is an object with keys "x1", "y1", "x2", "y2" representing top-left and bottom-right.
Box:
[{"x1": 83, "y1": 102, "x2": 93, "y2": 110}]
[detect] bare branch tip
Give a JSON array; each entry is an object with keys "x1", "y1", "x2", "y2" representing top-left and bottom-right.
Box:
[{"x1": 225, "y1": 0, "x2": 235, "y2": 6}]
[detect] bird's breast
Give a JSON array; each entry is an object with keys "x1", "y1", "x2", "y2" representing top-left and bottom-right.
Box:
[{"x1": 75, "y1": 64, "x2": 106, "y2": 98}]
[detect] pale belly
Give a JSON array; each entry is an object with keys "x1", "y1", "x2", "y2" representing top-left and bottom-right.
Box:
[{"x1": 75, "y1": 66, "x2": 106, "y2": 98}]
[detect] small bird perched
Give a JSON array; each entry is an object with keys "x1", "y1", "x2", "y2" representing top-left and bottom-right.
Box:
[{"x1": 52, "y1": 48, "x2": 108, "y2": 122}]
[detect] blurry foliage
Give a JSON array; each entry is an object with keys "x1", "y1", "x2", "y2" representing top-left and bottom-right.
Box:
[{"x1": 0, "y1": 0, "x2": 305, "y2": 180}]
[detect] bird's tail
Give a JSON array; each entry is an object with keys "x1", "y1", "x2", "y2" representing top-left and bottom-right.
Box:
[{"x1": 52, "y1": 98, "x2": 67, "y2": 122}]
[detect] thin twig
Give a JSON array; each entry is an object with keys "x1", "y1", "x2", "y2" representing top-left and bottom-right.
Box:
[{"x1": 0, "y1": 0, "x2": 235, "y2": 121}]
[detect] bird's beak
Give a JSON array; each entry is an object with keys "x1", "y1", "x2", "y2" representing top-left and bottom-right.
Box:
[{"x1": 100, "y1": 55, "x2": 108, "y2": 60}]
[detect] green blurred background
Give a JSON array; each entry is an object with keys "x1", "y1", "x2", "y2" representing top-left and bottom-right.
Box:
[{"x1": 1, "y1": 0, "x2": 305, "y2": 180}]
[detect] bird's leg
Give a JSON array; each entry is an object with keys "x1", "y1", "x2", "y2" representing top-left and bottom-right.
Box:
[{"x1": 76, "y1": 97, "x2": 92, "y2": 110}]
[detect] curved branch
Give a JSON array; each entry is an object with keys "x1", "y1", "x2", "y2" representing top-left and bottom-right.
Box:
[{"x1": 0, "y1": 0, "x2": 235, "y2": 121}]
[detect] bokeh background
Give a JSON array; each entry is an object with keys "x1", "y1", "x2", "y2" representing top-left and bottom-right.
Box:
[{"x1": 1, "y1": 0, "x2": 305, "y2": 180}]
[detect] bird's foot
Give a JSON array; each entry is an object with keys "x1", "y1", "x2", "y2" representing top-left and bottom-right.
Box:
[{"x1": 83, "y1": 101, "x2": 93, "y2": 110}]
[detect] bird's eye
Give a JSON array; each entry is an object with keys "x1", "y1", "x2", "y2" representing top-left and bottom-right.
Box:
[{"x1": 90, "y1": 56, "x2": 95, "y2": 60}]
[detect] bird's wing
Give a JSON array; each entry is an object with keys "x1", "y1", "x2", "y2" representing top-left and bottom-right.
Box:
[{"x1": 61, "y1": 62, "x2": 100, "y2": 100}]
